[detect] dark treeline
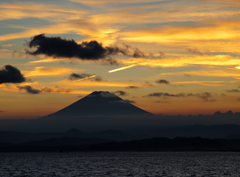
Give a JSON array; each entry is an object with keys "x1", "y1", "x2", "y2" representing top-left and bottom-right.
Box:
[{"x1": 1, "y1": 136, "x2": 240, "y2": 152}]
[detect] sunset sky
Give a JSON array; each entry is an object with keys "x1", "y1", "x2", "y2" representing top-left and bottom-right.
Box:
[{"x1": 1, "y1": 0, "x2": 240, "y2": 119}]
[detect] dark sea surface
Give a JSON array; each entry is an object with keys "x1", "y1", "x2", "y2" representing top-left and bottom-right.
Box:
[{"x1": 0, "y1": 152, "x2": 239, "y2": 176}]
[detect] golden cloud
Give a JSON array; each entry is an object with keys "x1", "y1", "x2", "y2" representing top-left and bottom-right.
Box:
[
  {"x1": 120, "y1": 22, "x2": 240, "y2": 43},
  {"x1": 159, "y1": 69, "x2": 240, "y2": 79},
  {"x1": 28, "y1": 58, "x2": 65, "y2": 64},
  {"x1": 0, "y1": 21, "x2": 120, "y2": 45},
  {"x1": 23, "y1": 66, "x2": 81, "y2": 77},
  {"x1": 70, "y1": 0, "x2": 162, "y2": 5},
  {"x1": 57, "y1": 79, "x2": 137, "y2": 88},
  {"x1": 172, "y1": 80, "x2": 237, "y2": 86},
  {"x1": 0, "y1": 49, "x2": 13, "y2": 58},
  {"x1": 199, "y1": 0, "x2": 240, "y2": 4},
  {"x1": 0, "y1": 3, "x2": 87, "y2": 21},
  {"x1": 0, "y1": 83, "x2": 91, "y2": 95},
  {"x1": 119, "y1": 55, "x2": 240, "y2": 68}
]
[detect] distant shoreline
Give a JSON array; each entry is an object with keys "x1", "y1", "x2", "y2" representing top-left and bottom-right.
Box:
[{"x1": 1, "y1": 137, "x2": 240, "y2": 152}]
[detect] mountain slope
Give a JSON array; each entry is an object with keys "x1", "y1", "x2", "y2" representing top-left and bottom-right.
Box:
[{"x1": 40, "y1": 91, "x2": 153, "y2": 120}]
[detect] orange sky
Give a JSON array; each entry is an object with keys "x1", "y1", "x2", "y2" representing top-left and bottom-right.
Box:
[{"x1": 0, "y1": 0, "x2": 240, "y2": 119}]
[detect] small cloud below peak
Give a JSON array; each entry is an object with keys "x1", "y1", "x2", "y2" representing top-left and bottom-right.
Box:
[
  {"x1": 156, "y1": 79, "x2": 170, "y2": 84},
  {"x1": 126, "y1": 86, "x2": 139, "y2": 89},
  {"x1": 112, "y1": 90, "x2": 128, "y2": 96}
]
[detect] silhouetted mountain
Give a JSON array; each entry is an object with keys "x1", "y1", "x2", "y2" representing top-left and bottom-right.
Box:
[{"x1": 40, "y1": 91, "x2": 153, "y2": 120}]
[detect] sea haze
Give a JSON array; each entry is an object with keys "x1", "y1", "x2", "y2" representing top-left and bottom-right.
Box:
[
  {"x1": 0, "y1": 152, "x2": 239, "y2": 176},
  {"x1": 1, "y1": 91, "x2": 240, "y2": 138}
]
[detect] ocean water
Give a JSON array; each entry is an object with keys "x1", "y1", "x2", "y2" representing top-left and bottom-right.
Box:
[{"x1": 0, "y1": 152, "x2": 239, "y2": 177}]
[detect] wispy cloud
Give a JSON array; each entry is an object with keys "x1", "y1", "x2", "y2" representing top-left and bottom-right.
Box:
[
  {"x1": 186, "y1": 47, "x2": 203, "y2": 56},
  {"x1": 17, "y1": 85, "x2": 72, "y2": 94},
  {"x1": 156, "y1": 79, "x2": 170, "y2": 84},
  {"x1": 146, "y1": 92, "x2": 216, "y2": 101},
  {"x1": 70, "y1": 0, "x2": 159, "y2": 6},
  {"x1": 226, "y1": 89, "x2": 240, "y2": 92},
  {"x1": 171, "y1": 80, "x2": 227, "y2": 86},
  {"x1": 23, "y1": 66, "x2": 80, "y2": 77},
  {"x1": 112, "y1": 99, "x2": 136, "y2": 104},
  {"x1": 159, "y1": 69, "x2": 240, "y2": 79},
  {"x1": 0, "y1": 3, "x2": 87, "y2": 21},
  {"x1": 119, "y1": 55, "x2": 240, "y2": 69},
  {"x1": 147, "y1": 92, "x2": 185, "y2": 97},
  {"x1": 126, "y1": 86, "x2": 139, "y2": 89},
  {"x1": 112, "y1": 90, "x2": 128, "y2": 96},
  {"x1": 57, "y1": 79, "x2": 133, "y2": 88},
  {"x1": 69, "y1": 73, "x2": 102, "y2": 82},
  {"x1": 17, "y1": 85, "x2": 41, "y2": 94}
]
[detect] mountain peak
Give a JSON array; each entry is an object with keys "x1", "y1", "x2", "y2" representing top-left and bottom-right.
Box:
[{"x1": 88, "y1": 91, "x2": 118, "y2": 98}]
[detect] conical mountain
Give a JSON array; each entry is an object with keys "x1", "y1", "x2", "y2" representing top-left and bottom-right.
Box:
[{"x1": 39, "y1": 91, "x2": 153, "y2": 120}]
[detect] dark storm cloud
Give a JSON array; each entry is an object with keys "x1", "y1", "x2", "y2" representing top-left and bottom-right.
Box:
[
  {"x1": 0, "y1": 110, "x2": 3, "y2": 113},
  {"x1": 126, "y1": 86, "x2": 139, "y2": 89},
  {"x1": 17, "y1": 86, "x2": 41, "y2": 94},
  {"x1": 112, "y1": 90, "x2": 128, "y2": 96},
  {"x1": 68, "y1": 73, "x2": 102, "y2": 82},
  {"x1": 0, "y1": 65, "x2": 26, "y2": 84},
  {"x1": 226, "y1": 89, "x2": 240, "y2": 92},
  {"x1": 18, "y1": 86, "x2": 71, "y2": 94},
  {"x1": 186, "y1": 47, "x2": 203, "y2": 55},
  {"x1": 156, "y1": 79, "x2": 170, "y2": 84},
  {"x1": 26, "y1": 34, "x2": 150, "y2": 64}
]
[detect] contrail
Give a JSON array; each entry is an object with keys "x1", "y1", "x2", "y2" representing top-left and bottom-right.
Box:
[
  {"x1": 73, "y1": 75, "x2": 97, "y2": 82},
  {"x1": 108, "y1": 64, "x2": 137, "y2": 73}
]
